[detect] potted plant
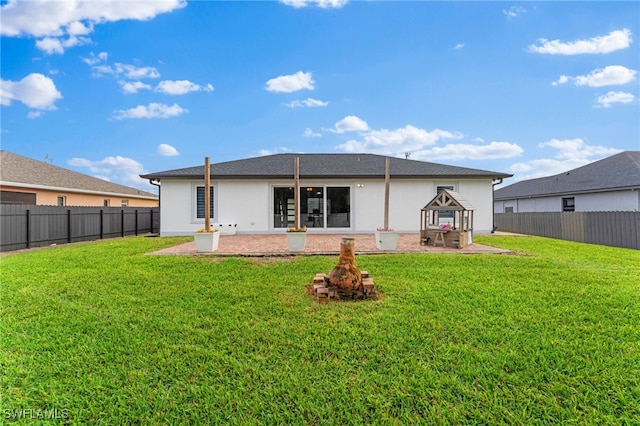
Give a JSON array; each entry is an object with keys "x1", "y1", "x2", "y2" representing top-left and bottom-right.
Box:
[
  {"x1": 286, "y1": 226, "x2": 307, "y2": 252},
  {"x1": 194, "y1": 227, "x2": 220, "y2": 252},
  {"x1": 375, "y1": 226, "x2": 398, "y2": 250}
]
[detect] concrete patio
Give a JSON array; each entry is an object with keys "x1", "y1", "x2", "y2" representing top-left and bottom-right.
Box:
[{"x1": 150, "y1": 233, "x2": 510, "y2": 256}]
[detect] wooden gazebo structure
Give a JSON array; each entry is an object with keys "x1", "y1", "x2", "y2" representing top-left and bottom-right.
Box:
[{"x1": 420, "y1": 190, "x2": 474, "y2": 248}]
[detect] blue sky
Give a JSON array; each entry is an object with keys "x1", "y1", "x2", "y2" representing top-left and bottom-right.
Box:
[{"x1": 2, "y1": 0, "x2": 639, "y2": 191}]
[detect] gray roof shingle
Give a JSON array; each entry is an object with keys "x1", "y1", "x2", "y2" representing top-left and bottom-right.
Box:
[
  {"x1": 140, "y1": 153, "x2": 512, "y2": 180},
  {"x1": 1, "y1": 150, "x2": 158, "y2": 199},
  {"x1": 494, "y1": 151, "x2": 640, "y2": 200}
]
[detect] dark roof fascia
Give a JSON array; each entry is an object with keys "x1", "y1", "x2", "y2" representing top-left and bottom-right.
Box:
[{"x1": 146, "y1": 173, "x2": 511, "y2": 181}]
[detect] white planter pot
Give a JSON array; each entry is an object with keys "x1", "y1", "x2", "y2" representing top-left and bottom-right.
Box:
[
  {"x1": 286, "y1": 232, "x2": 307, "y2": 252},
  {"x1": 194, "y1": 232, "x2": 220, "y2": 252},
  {"x1": 375, "y1": 230, "x2": 398, "y2": 250}
]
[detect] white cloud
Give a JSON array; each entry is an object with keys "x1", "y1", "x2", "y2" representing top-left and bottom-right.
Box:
[
  {"x1": 82, "y1": 51, "x2": 108, "y2": 66},
  {"x1": 553, "y1": 66, "x2": 637, "y2": 87},
  {"x1": 155, "y1": 80, "x2": 214, "y2": 95},
  {"x1": 596, "y1": 91, "x2": 635, "y2": 108},
  {"x1": 336, "y1": 124, "x2": 465, "y2": 155},
  {"x1": 118, "y1": 81, "x2": 151, "y2": 94},
  {"x1": 35, "y1": 35, "x2": 90, "y2": 54},
  {"x1": 510, "y1": 138, "x2": 623, "y2": 180},
  {"x1": 503, "y1": 6, "x2": 526, "y2": 19},
  {"x1": 1, "y1": 0, "x2": 186, "y2": 54},
  {"x1": 412, "y1": 141, "x2": 524, "y2": 161},
  {"x1": 27, "y1": 111, "x2": 43, "y2": 119},
  {"x1": 157, "y1": 143, "x2": 180, "y2": 156},
  {"x1": 257, "y1": 147, "x2": 291, "y2": 156},
  {"x1": 286, "y1": 98, "x2": 329, "y2": 108},
  {"x1": 113, "y1": 103, "x2": 188, "y2": 120},
  {"x1": 454, "y1": 43, "x2": 464, "y2": 50},
  {"x1": 327, "y1": 115, "x2": 369, "y2": 134},
  {"x1": 574, "y1": 66, "x2": 636, "y2": 87},
  {"x1": 120, "y1": 81, "x2": 152, "y2": 94},
  {"x1": 0, "y1": 73, "x2": 62, "y2": 109},
  {"x1": 68, "y1": 155, "x2": 149, "y2": 188},
  {"x1": 551, "y1": 75, "x2": 570, "y2": 86},
  {"x1": 93, "y1": 62, "x2": 161, "y2": 80},
  {"x1": 303, "y1": 128, "x2": 321, "y2": 138},
  {"x1": 280, "y1": 0, "x2": 347, "y2": 8},
  {"x1": 509, "y1": 158, "x2": 590, "y2": 180},
  {"x1": 538, "y1": 138, "x2": 621, "y2": 160},
  {"x1": 266, "y1": 71, "x2": 314, "y2": 93},
  {"x1": 329, "y1": 115, "x2": 522, "y2": 161},
  {"x1": 529, "y1": 28, "x2": 632, "y2": 55}
]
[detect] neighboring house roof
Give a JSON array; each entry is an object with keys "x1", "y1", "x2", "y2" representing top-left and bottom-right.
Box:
[
  {"x1": 141, "y1": 153, "x2": 512, "y2": 180},
  {"x1": 494, "y1": 151, "x2": 640, "y2": 200},
  {"x1": 0, "y1": 150, "x2": 158, "y2": 199}
]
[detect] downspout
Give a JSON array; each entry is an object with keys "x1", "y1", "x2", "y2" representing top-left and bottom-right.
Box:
[
  {"x1": 491, "y1": 178, "x2": 503, "y2": 233},
  {"x1": 148, "y1": 179, "x2": 160, "y2": 235}
]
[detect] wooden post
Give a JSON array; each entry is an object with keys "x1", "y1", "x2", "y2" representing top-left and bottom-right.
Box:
[
  {"x1": 204, "y1": 157, "x2": 211, "y2": 230},
  {"x1": 294, "y1": 156, "x2": 300, "y2": 229},
  {"x1": 384, "y1": 157, "x2": 390, "y2": 231}
]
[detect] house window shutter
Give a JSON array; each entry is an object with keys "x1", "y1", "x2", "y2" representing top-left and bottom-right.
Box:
[{"x1": 196, "y1": 186, "x2": 214, "y2": 219}]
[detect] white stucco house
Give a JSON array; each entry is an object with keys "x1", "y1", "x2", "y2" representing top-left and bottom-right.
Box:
[
  {"x1": 141, "y1": 153, "x2": 512, "y2": 236},
  {"x1": 494, "y1": 151, "x2": 640, "y2": 213}
]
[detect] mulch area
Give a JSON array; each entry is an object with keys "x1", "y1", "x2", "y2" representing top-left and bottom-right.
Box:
[{"x1": 149, "y1": 233, "x2": 510, "y2": 256}]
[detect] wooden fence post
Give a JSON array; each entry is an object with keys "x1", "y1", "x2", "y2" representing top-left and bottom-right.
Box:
[
  {"x1": 121, "y1": 209, "x2": 125, "y2": 237},
  {"x1": 67, "y1": 209, "x2": 72, "y2": 244},
  {"x1": 135, "y1": 209, "x2": 139, "y2": 236},
  {"x1": 26, "y1": 209, "x2": 31, "y2": 249}
]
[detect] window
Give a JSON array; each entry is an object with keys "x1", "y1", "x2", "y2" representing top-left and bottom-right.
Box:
[
  {"x1": 196, "y1": 186, "x2": 214, "y2": 219},
  {"x1": 57, "y1": 196, "x2": 66, "y2": 206},
  {"x1": 436, "y1": 185, "x2": 455, "y2": 222},
  {"x1": 562, "y1": 197, "x2": 575, "y2": 212},
  {"x1": 505, "y1": 207, "x2": 514, "y2": 213},
  {"x1": 121, "y1": 200, "x2": 129, "y2": 207},
  {"x1": 104, "y1": 199, "x2": 110, "y2": 207}
]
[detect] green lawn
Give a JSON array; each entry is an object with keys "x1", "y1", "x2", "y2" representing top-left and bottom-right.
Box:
[{"x1": 1, "y1": 236, "x2": 638, "y2": 424}]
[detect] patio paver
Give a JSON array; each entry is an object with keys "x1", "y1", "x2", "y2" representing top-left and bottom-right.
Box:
[{"x1": 149, "y1": 233, "x2": 510, "y2": 256}]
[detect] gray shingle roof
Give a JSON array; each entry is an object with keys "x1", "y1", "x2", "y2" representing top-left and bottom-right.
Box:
[
  {"x1": 0, "y1": 150, "x2": 158, "y2": 199},
  {"x1": 494, "y1": 151, "x2": 640, "y2": 200},
  {"x1": 140, "y1": 153, "x2": 512, "y2": 180}
]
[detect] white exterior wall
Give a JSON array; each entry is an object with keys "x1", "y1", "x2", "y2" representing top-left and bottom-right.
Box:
[
  {"x1": 495, "y1": 189, "x2": 640, "y2": 214},
  {"x1": 161, "y1": 177, "x2": 497, "y2": 235},
  {"x1": 577, "y1": 190, "x2": 639, "y2": 211}
]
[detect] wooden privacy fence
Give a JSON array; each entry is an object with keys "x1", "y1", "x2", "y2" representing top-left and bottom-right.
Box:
[
  {"x1": 495, "y1": 211, "x2": 640, "y2": 250},
  {"x1": 1, "y1": 205, "x2": 159, "y2": 252}
]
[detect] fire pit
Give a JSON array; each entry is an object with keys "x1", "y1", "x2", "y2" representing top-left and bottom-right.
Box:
[{"x1": 308, "y1": 237, "x2": 379, "y2": 302}]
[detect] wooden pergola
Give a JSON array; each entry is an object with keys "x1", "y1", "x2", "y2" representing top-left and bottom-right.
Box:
[{"x1": 420, "y1": 189, "x2": 475, "y2": 248}]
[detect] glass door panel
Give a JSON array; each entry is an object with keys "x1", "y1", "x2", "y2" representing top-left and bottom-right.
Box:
[
  {"x1": 273, "y1": 187, "x2": 294, "y2": 228},
  {"x1": 327, "y1": 187, "x2": 350, "y2": 228},
  {"x1": 300, "y1": 186, "x2": 324, "y2": 228}
]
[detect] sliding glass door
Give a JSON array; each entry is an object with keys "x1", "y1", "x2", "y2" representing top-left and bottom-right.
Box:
[{"x1": 273, "y1": 185, "x2": 350, "y2": 229}]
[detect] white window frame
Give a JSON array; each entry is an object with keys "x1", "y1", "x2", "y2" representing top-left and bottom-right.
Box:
[{"x1": 192, "y1": 182, "x2": 216, "y2": 224}]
